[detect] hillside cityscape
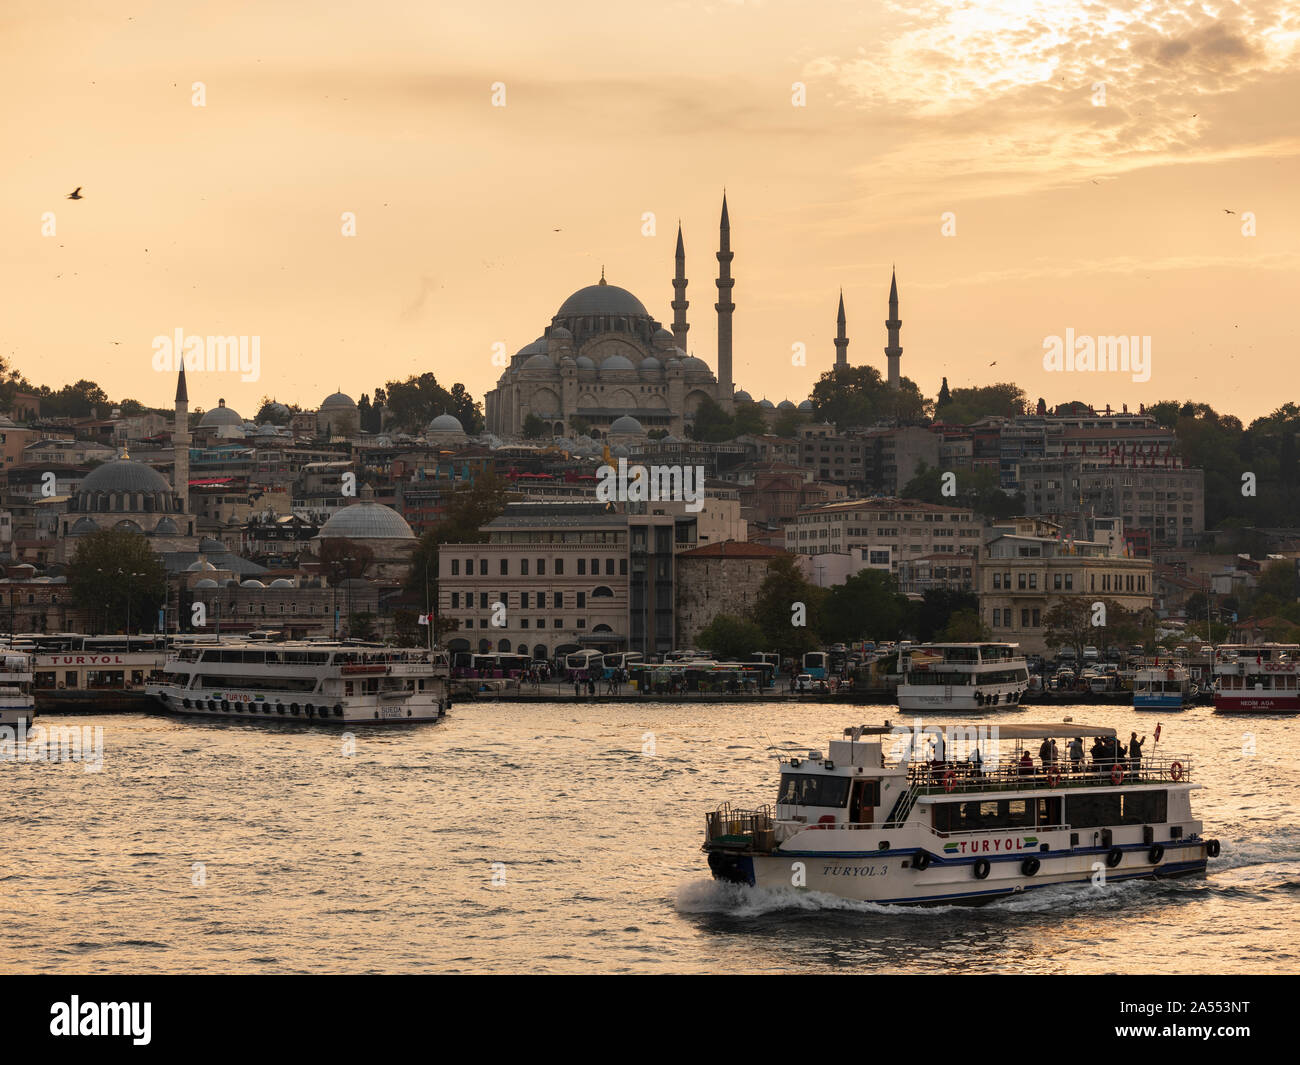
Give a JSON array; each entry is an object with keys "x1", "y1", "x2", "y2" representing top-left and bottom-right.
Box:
[{"x1": 3, "y1": 198, "x2": 1298, "y2": 665}]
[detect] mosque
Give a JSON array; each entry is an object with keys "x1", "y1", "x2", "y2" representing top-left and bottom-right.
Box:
[{"x1": 485, "y1": 195, "x2": 904, "y2": 440}]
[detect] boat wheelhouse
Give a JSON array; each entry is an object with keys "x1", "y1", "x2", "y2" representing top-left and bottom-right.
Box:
[
  {"x1": 146, "y1": 640, "x2": 450, "y2": 724},
  {"x1": 897, "y1": 643, "x2": 1029, "y2": 711},
  {"x1": 1212, "y1": 643, "x2": 1300, "y2": 714},
  {"x1": 0, "y1": 652, "x2": 35, "y2": 729},
  {"x1": 702, "y1": 721, "x2": 1218, "y2": 906},
  {"x1": 1134, "y1": 660, "x2": 1194, "y2": 711}
]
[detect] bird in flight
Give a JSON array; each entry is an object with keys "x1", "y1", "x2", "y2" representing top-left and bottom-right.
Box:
[
  {"x1": 1224, "y1": 208, "x2": 1235, "y2": 214},
  {"x1": 989, "y1": 360, "x2": 998, "y2": 367},
  {"x1": 66, "y1": 187, "x2": 83, "y2": 200}
]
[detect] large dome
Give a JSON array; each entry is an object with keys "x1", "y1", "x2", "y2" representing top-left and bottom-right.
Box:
[
  {"x1": 81, "y1": 459, "x2": 171, "y2": 496},
  {"x1": 600, "y1": 354, "x2": 636, "y2": 374},
  {"x1": 557, "y1": 280, "x2": 649, "y2": 319},
  {"x1": 609, "y1": 415, "x2": 645, "y2": 434},
  {"x1": 428, "y1": 413, "x2": 465, "y2": 432},
  {"x1": 319, "y1": 502, "x2": 415, "y2": 540},
  {"x1": 199, "y1": 399, "x2": 242, "y2": 427},
  {"x1": 320, "y1": 391, "x2": 356, "y2": 410}
]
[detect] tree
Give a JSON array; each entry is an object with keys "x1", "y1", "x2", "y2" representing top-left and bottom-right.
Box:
[
  {"x1": 915, "y1": 589, "x2": 980, "y2": 642},
  {"x1": 932, "y1": 383, "x2": 1025, "y2": 424},
  {"x1": 381, "y1": 373, "x2": 481, "y2": 434},
  {"x1": 689, "y1": 396, "x2": 734, "y2": 442},
  {"x1": 821, "y1": 569, "x2": 910, "y2": 643},
  {"x1": 1043, "y1": 597, "x2": 1093, "y2": 661},
  {"x1": 66, "y1": 530, "x2": 167, "y2": 633},
  {"x1": 810, "y1": 365, "x2": 929, "y2": 430},
  {"x1": 1256, "y1": 559, "x2": 1297, "y2": 604},
  {"x1": 771, "y1": 409, "x2": 804, "y2": 438},
  {"x1": 449, "y1": 382, "x2": 485, "y2": 434},
  {"x1": 346, "y1": 612, "x2": 378, "y2": 640},
  {"x1": 569, "y1": 415, "x2": 593, "y2": 437},
  {"x1": 521, "y1": 413, "x2": 547, "y2": 439},
  {"x1": 752, "y1": 555, "x2": 825, "y2": 661},
  {"x1": 939, "y1": 609, "x2": 989, "y2": 642},
  {"x1": 900, "y1": 462, "x2": 1023, "y2": 520},
  {"x1": 696, "y1": 614, "x2": 766, "y2": 660},
  {"x1": 936, "y1": 377, "x2": 951, "y2": 409},
  {"x1": 318, "y1": 538, "x2": 374, "y2": 583}
]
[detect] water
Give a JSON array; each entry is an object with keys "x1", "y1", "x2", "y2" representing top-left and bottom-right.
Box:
[{"x1": 1, "y1": 702, "x2": 1295, "y2": 973}]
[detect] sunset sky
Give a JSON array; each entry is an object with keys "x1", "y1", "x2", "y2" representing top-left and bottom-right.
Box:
[{"x1": 4, "y1": 0, "x2": 1298, "y2": 423}]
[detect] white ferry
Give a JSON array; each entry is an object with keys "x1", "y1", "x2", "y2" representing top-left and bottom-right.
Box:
[
  {"x1": 146, "y1": 640, "x2": 450, "y2": 724},
  {"x1": 897, "y1": 643, "x2": 1029, "y2": 711},
  {"x1": 702, "y1": 722, "x2": 1218, "y2": 906},
  {"x1": 0, "y1": 652, "x2": 36, "y2": 729},
  {"x1": 1134, "y1": 660, "x2": 1194, "y2": 711},
  {"x1": 1212, "y1": 643, "x2": 1300, "y2": 714}
]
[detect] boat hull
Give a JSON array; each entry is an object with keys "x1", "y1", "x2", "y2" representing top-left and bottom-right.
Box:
[
  {"x1": 897, "y1": 686, "x2": 1024, "y2": 712},
  {"x1": 709, "y1": 841, "x2": 1209, "y2": 905},
  {"x1": 1133, "y1": 694, "x2": 1189, "y2": 711},
  {"x1": 145, "y1": 685, "x2": 447, "y2": 724},
  {"x1": 1214, "y1": 694, "x2": 1300, "y2": 713}
]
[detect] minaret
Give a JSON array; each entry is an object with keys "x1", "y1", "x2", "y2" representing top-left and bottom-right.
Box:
[
  {"x1": 671, "y1": 221, "x2": 689, "y2": 351},
  {"x1": 834, "y1": 290, "x2": 849, "y2": 369},
  {"x1": 174, "y1": 364, "x2": 190, "y2": 517},
  {"x1": 885, "y1": 268, "x2": 902, "y2": 389},
  {"x1": 714, "y1": 193, "x2": 734, "y2": 399}
]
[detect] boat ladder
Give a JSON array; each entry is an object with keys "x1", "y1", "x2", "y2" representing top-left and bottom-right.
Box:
[{"x1": 886, "y1": 780, "x2": 921, "y2": 826}]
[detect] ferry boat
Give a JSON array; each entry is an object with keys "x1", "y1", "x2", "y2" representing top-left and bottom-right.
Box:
[
  {"x1": 702, "y1": 721, "x2": 1218, "y2": 906},
  {"x1": 29, "y1": 635, "x2": 167, "y2": 713},
  {"x1": 0, "y1": 652, "x2": 36, "y2": 729},
  {"x1": 1134, "y1": 660, "x2": 1194, "y2": 711},
  {"x1": 146, "y1": 639, "x2": 450, "y2": 724},
  {"x1": 896, "y1": 643, "x2": 1029, "y2": 711},
  {"x1": 1212, "y1": 643, "x2": 1300, "y2": 714}
]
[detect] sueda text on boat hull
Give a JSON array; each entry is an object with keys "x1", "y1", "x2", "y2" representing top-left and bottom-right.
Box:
[
  {"x1": 703, "y1": 722, "x2": 1218, "y2": 906},
  {"x1": 146, "y1": 640, "x2": 450, "y2": 725}
]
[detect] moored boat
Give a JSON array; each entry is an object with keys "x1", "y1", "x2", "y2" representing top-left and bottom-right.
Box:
[
  {"x1": 702, "y1": 721, "x2": 1218, "y2": 905},
  {"x1": 146, "y1": 639, "x2": 450, "y2": 724},
  {"x1": 0, "y1": 652, "x2": 36, "y2": 729},
  {"x1": 896, "y1": 643, "x2": 1028, "y2": 712},
  {"x1": 1212, "y1": 643, "x2": 1300, "y2": 714},
  {"x1": 1134, "y1": 660, "x2": 1194, "y2": 711}
]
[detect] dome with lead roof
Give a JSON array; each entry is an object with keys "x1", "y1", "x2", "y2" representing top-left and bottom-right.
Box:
[
  {"x1": 318, "y1": 502, "x2": 416, "y2": 540},
  {"x1": 557, "y1": 281, "x2": 649, "y2": 319}
]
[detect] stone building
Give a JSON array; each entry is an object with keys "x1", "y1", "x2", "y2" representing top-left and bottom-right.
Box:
[{"x1": 674, "y1": 541, "x2": 788, "y2": 648}]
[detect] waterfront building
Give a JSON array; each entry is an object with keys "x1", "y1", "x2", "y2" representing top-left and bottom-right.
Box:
[
  {"x1": 675, "y1": 540, "x2": 788, "y2": 647},
  {"x1": 785, "y1": 497, "x2": 983, "y2": 573}
]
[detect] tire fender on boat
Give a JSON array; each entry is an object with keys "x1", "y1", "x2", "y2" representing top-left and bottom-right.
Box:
[
  {"x1": 1106, "y1": 846, "x2": 1123, "y2": 868},
  {"x1": 1206, "y1": 839, "x2": 1220, "y2": 859},
  {"x1": 1021, "y1": 857, "x2": 1040, "y2": 877},
  {"x1": 973, "y1": 858, "x2": 991, "y2": 880},
  {"x1": 912, "y1": 851, "x2": 931, "y2": 871},
  {"x1": 1148, "y1": 844, "x2": 1164, "y2": 865}
]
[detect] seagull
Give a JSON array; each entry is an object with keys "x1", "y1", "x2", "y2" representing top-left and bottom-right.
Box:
[
  {"x1": 66, "y1": 187, "x2": 83, "y2": 200},
  {"x1": 989, "y1": 360, "x2": 998, "y2": 367},
  {"x1": 1224, "y1": 209, "x2": 1235, "y2": 214}
]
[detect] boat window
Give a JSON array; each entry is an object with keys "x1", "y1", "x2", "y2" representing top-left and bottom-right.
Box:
[
  {"x1": 933, "y1": 798, "x2": 1034, "y2": 832},
  {"x1": 1119, "y1": 791, "x2": 1167, "y2": 825},
  {"x1": 777, "y1": 773, "x2": 850, "y2": 808},
  {"x1": 1036, "y1": 796, "x2": 1062, "y2": 826},
  {"x1": 1065, "y1": 793, "x2": 1122, "y2": 828}
]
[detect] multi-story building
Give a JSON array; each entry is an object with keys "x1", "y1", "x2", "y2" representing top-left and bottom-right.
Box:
[
  {"x1": 896, "y1": 552, "x2": 976, "y2": 596},
  {"x1": 977, "y1": 519, "x2": 1154, "y2": 655},
  {"x1": 785, "y1": 498, "x2": 983, "y2": 573}
]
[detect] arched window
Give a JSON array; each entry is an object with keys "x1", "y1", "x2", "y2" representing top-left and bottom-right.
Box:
[
  {"x1": 591, "y1": 585, "x2": 614, "y2": 598},
  {"x1": 516, "y1": 644, "x2": 528, "y2": 658},
  {"x1": 498, "y1": 639, "x2": 511, "y2": 652}
]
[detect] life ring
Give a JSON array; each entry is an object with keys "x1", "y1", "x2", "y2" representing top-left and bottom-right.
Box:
[
  {"x1": 1046, "y1": 768, "x2": 1061, "y2": 788},
  {"x1": 1206, "y1": 839, "x2": 1220, "y2": 858},
  {"x1": 1021, "y1": 857, "x2": 1040, "y2": 876},
  {"x1": 1110, "y1": 764, "x2": 1125, "y2": 785},
  {"x1": 1106, "y1": 846, "x2": 1123, "y2": 868},
  {"x1": 1167, "y1": 668, "x2": 1176, "y2": 681},
  {"x1": 973, "y1": 858, "x2": 991, "y2": 880},
  {"x1": 943, "y1": 769, "x2": 957, "y2": 793},
  {"x1": 1170, "y1": 761, "x2": 1183, "y2": 782},
  {"x1": 1148, "y1": 844, "x2": 1164, "y2": 865},
  {"x1": 974, "y1": 691, "x2": 984, "y2": 706},
  {"x1": 913, "y1": 851, "x2": 931, "y2": 871}
]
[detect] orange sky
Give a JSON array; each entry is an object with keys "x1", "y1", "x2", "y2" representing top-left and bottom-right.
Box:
[{"x1": 4, "y1": 0, "x2": 1298, "y2": 423}]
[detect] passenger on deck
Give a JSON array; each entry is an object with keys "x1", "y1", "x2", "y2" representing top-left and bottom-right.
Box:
[
  {"x1": 1018, "y1": 749, "x2": 1035, "y2": 776},
  {"x1": 1038, "y1": 737, "x2": 1052, "y2": 766},
  {"x1": 1090, "y1": 736, "x2": 1106, "y2": 770},
  {"x1": 1129, "y1": 732, "x2": 1145, "y2": 775},
  {"x1": 971, "y1": 746, "x2": 984, "y2": 778},
  {"x1": 1069, "y1": 736, "x2": 1084, "y2": 773}
]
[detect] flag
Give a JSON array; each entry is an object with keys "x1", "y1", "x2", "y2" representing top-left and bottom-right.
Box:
[
  {"x1": 1154, "y1": 723, "x2": 1162, "y2": 743},
  {"x1": 418, "y1": 613, "x2": 433, "y2": 626}
]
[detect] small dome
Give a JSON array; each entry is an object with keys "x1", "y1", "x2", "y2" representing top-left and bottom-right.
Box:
[
  {"x1": 734, "y1": 390, "x2": 753, "y2": 403},
  {"x1": 523, "y1": 352, "x2": 555, "y2": 371},
  {"x1": 550, "y1": 325, "x2": 572, "y2": 340},
  {"x1": 639, "y1": 356, "x2": 662, "y2": 376},
  {"x1": 199, "y1": 399, "x2": 243, "y2": 427},
  {"x1": 778, "y1": 400, "x2": 796, "y2": 411},
  {"x1": 517, "y1": 337, "x2": 548, "y2": 357},
  {"x1": 798, "y1": 399, "x2": 814, "y2": 411},
  {"x1": 194, "y1": 578, "x2": 219, "y2": 589},
  {"x1": 187, "y1": 559, "x2": 217, "y2": 572},
  {"x1": 320, "y1": 392, "x2": 356, "y2": 410},
  {"x1": 680, "y1": 356, "x2": 711, "y2": 374},
  {"x1": 609, "y1": 415, "x2": 644, "y2": 434},
  {"x1": 153, "y1": 517, "x2": 180, "y2": 536},
  {"x1": 575, "y1": 356, "x2": 596, "y2": 370},
  {"x1": 758, "y1": 398, "x2": 775, "y2": 409},
  {"x1": 556, "y1": 282, "x2": 649, "y2": 319},
  {"x1": 428, "y1": 413, "x2": 465, "y2": 433},
  {"x1": 269, "y1": 578, "x2": 295, "y2": 588},
  {"x1": 600, "y1": 354, "x2": 636, "y2": 373},
  {"x1": 319, "y1": 501, "x2": 416, "y2": 540},
  {"x1": 256, "y1": 423, "x2": 280, "y2": 436},
  {"x1": 611, "y1": 444, "x2": 630, "y2": 457},
  {"x1": 240, "y1": 579, "x2": 266, "y2": 589},
  {"x1": 81, "y1": 459, "x2": 171, "y2": 496},
  {"x1": 199, "y1": 537, "x2": 225, "y2": 552},
  {"x1": 652, "y1": 328, "x2": 675, "y2": 348}
]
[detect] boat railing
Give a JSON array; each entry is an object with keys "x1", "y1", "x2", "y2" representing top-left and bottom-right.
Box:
[
  {"x1": 900, "y1": 754, "x2": 1193, "y2": 793},
  {"x1": 705, "y1": 803, "x2": 775, "y2": 848}
]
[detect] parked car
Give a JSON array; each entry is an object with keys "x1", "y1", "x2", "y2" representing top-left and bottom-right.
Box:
[
  {"x1": 794, "y1": 673, "x2": 814, "y2": 692},
  {"x1": 1057, "y1": 647, "x2": 1078, "y2": 662},
  {"x1": 1082, "y1": 645, "x2": 1100, "y2": 662}
]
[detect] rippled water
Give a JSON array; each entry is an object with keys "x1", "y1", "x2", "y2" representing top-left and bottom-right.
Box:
[{"x1": 1, "y1": 702, "x2": 1295, "y2": 973}]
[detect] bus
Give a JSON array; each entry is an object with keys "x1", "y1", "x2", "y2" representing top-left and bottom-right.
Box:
[
  {"x1": 828, "y1": 644, "x2": 849, "y2": 677},
  {"x1": 629, "y1": 661, "x2": 764, "y2": 695},
  {"x1": 565, "y1": 649, "x2": 603, "y2": 677},
  {"x1": 451, "y1": 653, "x2": 531, "y2": 679},
  {"x1": 802, "y1": 651, "x2": 829, "y2": 680},
  {"x1": 601, "y1": 652, "x2": 643, "y2": 679}
]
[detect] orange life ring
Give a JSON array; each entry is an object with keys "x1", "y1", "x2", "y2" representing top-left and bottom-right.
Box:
[
  {"x1": 943, "y1": 769, "x2": 957, "y2": 793},
  {"x1": 1170, "y1": 760, "x2": 1184, "y2": 782},
  {"x1": 1046, "y1": 768, "x2": 1061, "y2": 788},
  {"x1": 1110, "y1": 763, "x2": 1125, "y2": 785}
]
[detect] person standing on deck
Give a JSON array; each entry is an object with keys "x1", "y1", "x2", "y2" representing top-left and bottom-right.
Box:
[
  {"x1": 1128, "y1": 732, "x2": 1145, "y2": 776},
  {"x1": 1069, "y1": 736, "x2": 1083, "y2": 773}
]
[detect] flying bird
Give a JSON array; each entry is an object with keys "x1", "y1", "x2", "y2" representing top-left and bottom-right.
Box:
[
  {"x1": 989, "y1": 360, "x2": 998, "y2": 367},
  {"x1": 1224, "y1": 209, "x2": 1235, "y2": 214},
  {"x1": 66, "y1": 187, "x2": 83, "y2": 200}
]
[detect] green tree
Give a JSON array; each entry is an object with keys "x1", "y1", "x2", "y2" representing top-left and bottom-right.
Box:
[
  {"x1": 939, "y1": 609, "x2": 989, "y2": 642},
  {"x1": 915, "y1": 588, "x2": 980, "y2": 642},
  {"x1": 752, "y1": 555, "x2": 825, "y2": 660},
  {"x1": 933, "y1": 383, "x2": 1025, "y2": 424},
  {"x1": 1043, "y1": 597, "x2": 1092, "y2": 661},
  {"x1": 810, "y1": 365, "x2": 930, "y2": 430},
  {"x1": 1256, "y1": 559, "x2": 1297, "y2": 604},
  {"x1": 66, "y1": 529, "x2": 167, "y2": 633},
  {"x1": 771, "y1": 408, "x2": 804, "y2": 438},
  {"x1": 696, "y1": 614, "x2": 766, "y2": 660},
  {"x1": 521, "y1": 413, "x2": 547, "y2": 439},
  {"x1": 569, "y1": 415, "x2": 593, "y2": 437},
  {"x1": 822, "y1": 569, "x2": 910, "y2": 643}
]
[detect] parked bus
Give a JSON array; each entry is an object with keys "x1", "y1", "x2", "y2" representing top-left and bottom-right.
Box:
[
  {"x1": 565, "y1": 649, "x2": 604, "y2": 677},
  {"x1": 601, "y1": 652, "x2": 643, "y2": 679},
  {"x1": 451, "y1": 652, "x2": 530, "y2": 678},
  {"x1": 803, "y1": 651, "x2": 829, "y2": 679},
  {"x1": 629, "y1": 661, "x2": 764, "y2": 695}
]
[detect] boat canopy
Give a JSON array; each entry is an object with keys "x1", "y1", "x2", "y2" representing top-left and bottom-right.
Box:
[{"x1": 843, "y1": 722, "x2": 1116, "y2": 740}]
